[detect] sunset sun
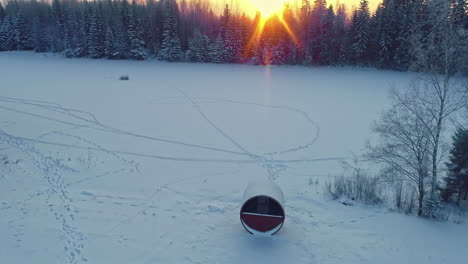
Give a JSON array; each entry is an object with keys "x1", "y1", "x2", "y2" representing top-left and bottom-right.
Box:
[{"x1": 245, "y1": 0, "x2": 290, "y2": 17}]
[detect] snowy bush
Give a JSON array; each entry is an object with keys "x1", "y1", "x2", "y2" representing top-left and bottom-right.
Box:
[
  {"x1": 423, "y1": 197, "x2": 443, "y2": 219},
  {"x1": 439, "y1": 203, "x2": 465, "y2": 224},
  {"x1": 325, "y1": 171, "x2": 382, "y2": 205}
]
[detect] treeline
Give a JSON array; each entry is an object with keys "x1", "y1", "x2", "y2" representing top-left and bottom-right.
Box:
[{"x1": 0, "y1": 0, "x2": 467, "y2": 73}]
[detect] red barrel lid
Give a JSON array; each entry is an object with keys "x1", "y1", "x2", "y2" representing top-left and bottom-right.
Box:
[{"x1": 240, "y1": 195, "x2": 285, "y2": 234}]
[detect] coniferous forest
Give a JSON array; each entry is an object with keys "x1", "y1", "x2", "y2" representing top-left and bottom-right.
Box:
[{"x1": 0, "y1": 0, "x2": 466, "y2": 74}]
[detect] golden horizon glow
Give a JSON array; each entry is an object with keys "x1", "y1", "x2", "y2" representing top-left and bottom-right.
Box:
[
  {"x1": 242, "y1": 13, "x2": 300, "y2": 65},
  {"x1": 243, "y1": 0, "x2": 290, "y2": 17},
  {"x1": 214, "y1": 1, "x2": 382, "y2": 17}
]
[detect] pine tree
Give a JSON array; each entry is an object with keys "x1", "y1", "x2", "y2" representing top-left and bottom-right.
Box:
[
  {"x1": 442, "y1": 128, "x2": 468, "y2": 203},
  {"x1": 334, "y1": 4, "x2": 347, "y2": 64},
  {"x1": 0, "y1": 16, "x2": 11, "y2": 51},
  {"x1": 104, "y1": 27, "x2": 120, "y2": 59},
  {"x1": 209, "y1": 34, "x2": 227, "y2": 63},
  {"x1": 282, "y1": 3, "x2": 300, "y2": 64},
  {"x1": 188, "y1": 30, "x2": 211, "y2": 62},
  {"x1": 145, "y1": 0, "x2": 162, "y2": 54},
  {"x1": 158, "y1": 0, "x2": 182, "y2": 61},
  {"x1": 375, "y1": 0, "x2": 397, "y2": 68},
  {"x1": 219, "y1": 4, "x2": 238, "y2": 63},
  {"x1": 239, "y1": 13, "x2": 252, "y2": 62},
  {"x1": 393, "y1": 1, "x2": 414, "y2": 70},
  {"x1": 127, "y1": 0, "x2": 146, "y2": 60},
  {"x1": 321, "y1": 5, "x2": 335, "y2": 65},
  {"x1": 299, "y1": 0, "x2": 312, "y2": 62},
  {"x1": 13, "y1": 13, "x2": 32, "y2": 50},
  {"x1": 230, "y1": 18, "x2": 244, "y2": 63},
  {"x1": 310, "y1": 0, "x2": 327, "y2": 63},
  {"x1": 251, "y1": 34, "x2": 268, "y2": 65},
  {"x1": 451, "y1": 0, "x2": 467, "y2": 28},
  {"x1": 63, "y1": 12, "x2": 76, "y2": 57},
  {"x1": 270, "y1": 41, "x2": 287, "y2": 65},
  {"x1": 118, "y1": 0, "x2": 130, "y2": 55},
  {"x1": 450, "y1": 0, "x2": 468, "y2": 74},
  {"x1": 32, "y1": 17, "x2": 48, "y2": 52},
  {"x1": 64, "y1": 11, "x2": 85, "y2": 58},
  {"x1": 108, "y1": 2, "x2": 128, "y2": 59},
  {"x1": 51, "y1": 0, "x2": 65, "y2": 52},
  {"x1": 73, "y1": 13, "x2": 87, "y2": 57},
  {"x1": 88, "y1": 3, "x2": 105, "y2": 58},
  {"x1": 178, "y1": 0, "x2": 190, "y2": 52},
  {"x1": 351, "y1": 0, "x2": 371, "y2": 64}
]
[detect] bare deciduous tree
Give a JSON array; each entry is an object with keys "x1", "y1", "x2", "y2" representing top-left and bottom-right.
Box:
[
  {"x1": 396, "y1": 78, "x2": 467, "y2": 201},
  {"x1": 366, "y1": 89, "x2": 433, "y2": 216},
  {"x1": 406, "y1": 0, "x2": 468, "y2": 211}
]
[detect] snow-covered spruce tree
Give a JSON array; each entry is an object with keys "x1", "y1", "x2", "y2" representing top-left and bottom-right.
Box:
[
  {"x1": 251, "y1": 35, "x2": 268, "y2": 65},
  {"x1": 64, "y1": 11, "x2": 86, "y2": 58},
  {"x1": 116, "y1": 0, "x2": 130, "y2": 57},
  {"x1": 13, "y1": 13, "x2": 32, "y2": 50},
  {"x1": 209, "y1": 35, "x2": 227, "y2": 63},
  {"x1": 144, "y1": 0, "x2": 163, "y2": 55},
  {"x1": 104, "y1": 27, "x2": 119, "y2": 59},
  {"x1": 350, "y1": 0, "x2": 371, "y2": 64},
  {"x1": 219, "y1": 4, "x2": 232, "y2": 63},
  {"x1": 81, "y1": 1, "x2": 92, "y2": 56},
  {"x1": 450, "y1": 0, "x2": 468, "y2": 75},
  {"x1": 334, "y1": 4, "x2": 347, "y2": 64},
  {"x1": 374, "y1": 0, "x2": 395, "y2": 68},
  {"x1": 391, "y1": 0, "x2": 414, "y2": 70},
  {"x1": 299, "y1": 0, "x2": 312, "y2": 63},
  {"x1": 158, "y1": 0, "x2": 182, "y2": 62},
  {"x1": 320, "y1": 5, "x2": 335, "y2": 65},
  {"x1": 218, "y1": 5, "x2": 243, "y2": 63},
  {"x1": 88, "y1": 3, "x2": 105, "y2": 58},
  {"x1": 63, "y1": 11, "x2": 76, "y2": 58},
  {"x1": 281, "y1": 3, "x2": 299, "y2": 64},
  {"x1": 51, "y1": 0, "x2": 65, "y2": 52},
  {"x1": 0, "y1": 16, "x2": 12, "y2": 51},
  {"x1": 106, "y1": 3, "x2": 128, "y2": 60},
  {"x1": 442, "y1": 128, "x2": 468, "y2": 204},
  {"x1": 112, "y1": 23, "x2": 128, "y2": 59},
  {"x1": 238, "y1": 13, "x2": 252, "y2": 62},
  {"x1": 32, "y1": 17, "x2": 48, "y2": 53},
  {"x1": 188, "y1": 30, "x2": 211, "y2": 62},
  {"x1": 309, "y1": 0, "x2": 327, "y2": 64},
  {"x1": 230, "y1": 18, "x2": 244, "y2": 63},
  {"x1": 127, "y1": 0, "x2": 146, "y2": 60},
  {"x1": 74, "y1": 13, "x2": 87, "y2": 57},
  {"x1": 270, "y1": 41, "x2": 287, "y2": 65}
]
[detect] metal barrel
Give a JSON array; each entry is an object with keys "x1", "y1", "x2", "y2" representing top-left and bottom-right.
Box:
[{"x1": 240, "y1": 180, "x2": 285, "y2": 235}]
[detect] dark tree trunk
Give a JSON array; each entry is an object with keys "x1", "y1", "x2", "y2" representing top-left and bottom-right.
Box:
[
  {"x1": 457, "y1": 187, "x2": 462, "y2": 205},
  {"x1": 418, "y1": 184, "x2": 424, "y2": 216}
]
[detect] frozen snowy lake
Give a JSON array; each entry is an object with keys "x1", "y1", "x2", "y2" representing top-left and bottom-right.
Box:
[{"x1": 1, "y1": 52, "x2": 466, "y2": 263}]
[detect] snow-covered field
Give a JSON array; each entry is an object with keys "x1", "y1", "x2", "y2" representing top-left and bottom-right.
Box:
[{"x1": 1, "y1": 51, "x2": 466, "y2": 263}]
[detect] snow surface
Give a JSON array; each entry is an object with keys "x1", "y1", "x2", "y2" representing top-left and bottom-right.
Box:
[{"x1": 0, "y1": 51, "x2": 467, "y2": 263}]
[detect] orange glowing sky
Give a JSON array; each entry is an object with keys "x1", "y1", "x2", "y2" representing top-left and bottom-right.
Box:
[{"x1": 211, "y1": 0, "x2": 382, "y2": 17}]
